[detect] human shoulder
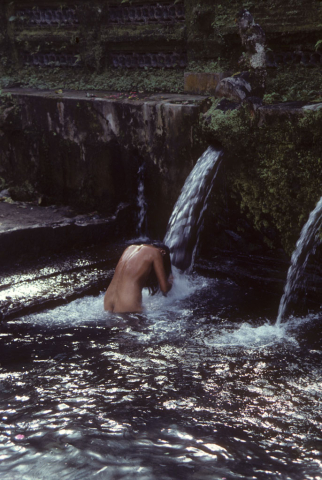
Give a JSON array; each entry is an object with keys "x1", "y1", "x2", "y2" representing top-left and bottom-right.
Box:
[{"x1": 142, "y1": 244, "x2": 162, "y2": 259}]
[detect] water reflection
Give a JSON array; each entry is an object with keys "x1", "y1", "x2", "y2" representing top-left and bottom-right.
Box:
[{"x1": 0, "y1": 269, "x2": 322, "y2": 479}]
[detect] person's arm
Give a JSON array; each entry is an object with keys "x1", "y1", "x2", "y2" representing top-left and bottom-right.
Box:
[{"x1": 153, "y1": 251, "x2": 173, "y2": 295}]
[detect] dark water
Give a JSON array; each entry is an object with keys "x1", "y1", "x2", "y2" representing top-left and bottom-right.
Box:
[{"x1": 1, "y1": 265, "x2": 322, "y2": 479}]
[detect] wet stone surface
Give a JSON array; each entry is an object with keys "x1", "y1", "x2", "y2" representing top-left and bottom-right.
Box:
[
  {"x1": 0, "y1": 200, "x2": 131, "y2": 266},
  {"x1": 0, "y1": 201, "x2": 79, "y2": 232}
]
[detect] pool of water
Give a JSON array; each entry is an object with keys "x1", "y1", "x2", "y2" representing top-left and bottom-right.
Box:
[{"x1": 0, "y1": 266, "x2": 322, "y2": 479}]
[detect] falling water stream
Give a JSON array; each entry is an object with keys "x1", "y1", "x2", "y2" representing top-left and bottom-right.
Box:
[
  {"x1": 164, "y1": 146, "x2": 223, "y2": 271},
  {"x1": 0, "y1": 149, "x2": 322, "y2": 479},
  {"x1": 277, "y1": 196, "x2": 322, "y2": 324},
  {"x1": 136, "y1": 165, "x2": 148, "y2": 238}
]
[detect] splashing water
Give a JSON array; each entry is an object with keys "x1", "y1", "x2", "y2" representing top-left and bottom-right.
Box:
[
  {"x1": 203, "y1": 320, "x2": 294, "y2": 349},
  {"x1": 20, "y1": 268, "x2": 299, "y2": 349},
  {"x1": 136, "y1": 164, "x2": 147, "y2": 236},
  {"x1": 277, "y1": 196, "x2": 322, "y2": 324},
  {"x1": 21, "y1": 268, "x2": 206, "y2": 329},
  {"x1": 164, "y1": 146, "x2": 223, "y2": 272},
  {"x1": 3, "y1": 261, "x2": 322, "y2": 480}
]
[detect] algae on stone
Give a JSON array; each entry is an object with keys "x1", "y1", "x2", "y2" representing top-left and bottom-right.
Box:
[{"x1": 202, "y1": 101, "x2": 322, "y2": 255}]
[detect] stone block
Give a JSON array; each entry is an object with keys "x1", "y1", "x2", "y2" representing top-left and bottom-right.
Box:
[{"x1": 184, "y1": 72, "x2": 230, "y2": 95}]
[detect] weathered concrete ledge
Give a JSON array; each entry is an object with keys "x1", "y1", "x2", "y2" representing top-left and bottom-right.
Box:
[
  {"x1": 257, "y1": 101, "x2": 322, "y2": 125},
  {"x1": 0, "y1": 89, "x2": 208, "y2": 236},
  {"x1": 0, "y1": 200, "x2": 130, "y2": 265}
]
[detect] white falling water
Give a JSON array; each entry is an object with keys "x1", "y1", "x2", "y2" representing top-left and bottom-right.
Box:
[
  {"x1": 276, "y1": 196, "x2": 322, "y2": 324},
  {"x1": 136, "y1": 164, "x2": 147, "y2": 236},
  {"x1": 164, "y1": 146, "x2": 223, "y2": 272}
]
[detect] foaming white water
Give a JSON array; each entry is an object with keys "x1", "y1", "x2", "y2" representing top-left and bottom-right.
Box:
[
  {"x1": 122, "y1": 269, "x2": 213, "y2": 342},
  {"x1": 22, "y1": 294, "x2": 106, "y2": 327},
  {"x1": 17, "y1": 272, "x2": 319, "y2": 351},
  {"x1": 142, "y1": 267, "x2": 209, "y2": 313},
  {"x1": 203, "y1": 320, "x2": 298, "y2": 349},
  {"x1": 20, "y1": 270, "x2": 210, "y2": 329}
]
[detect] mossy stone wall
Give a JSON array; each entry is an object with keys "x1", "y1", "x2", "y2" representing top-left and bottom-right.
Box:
[
  {"x1": 0, "y1": 0, "x2": 321, "y2": 96},
  {"x1": 201, "y1": 101, "x2": 322, "y2": 256},
  {"x1": 1, "y1": 0, "x2": 322, "y2": 256},
  {"x1": 0, "y1": 91, "x2": 205, "y2": 237}
]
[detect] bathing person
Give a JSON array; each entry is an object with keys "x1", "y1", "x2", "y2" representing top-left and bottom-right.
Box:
[{"x1": 104, "y1": 243, "x2": 173, "y2": 313}]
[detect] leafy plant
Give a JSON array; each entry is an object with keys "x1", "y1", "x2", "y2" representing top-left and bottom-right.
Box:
[{"x1": 315, "y1": 40, "x2": 322, "y2": 52}]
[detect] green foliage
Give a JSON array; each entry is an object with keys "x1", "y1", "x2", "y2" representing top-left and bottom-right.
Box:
[
  {"x1": 266, "y1": 66, "x2": 322, "y2": 103},
  {"x1": 202, "y1": 101, "x2": 253, "y2": 154},
  {"x1": 0, "y1": 177, "x2": 6, "y2": 190},
  {"x1": 263, "y1": 92, "x2": 285, "y2": 104},
  {"x1": 187, "y1": 59, "x2": 231, "y2": 74},
  {"x1": 0, "y1": 66, "x2": 184, "y2": 94},
  {"x1": 202, "y1": 103, "x2": 322, "y2": 255},
  {"x1": 10, "y1": 180, "x2": 37, "y2": 201},
  {"x1": 315, "y1": 40, "x2": 322, "y2": 52}
]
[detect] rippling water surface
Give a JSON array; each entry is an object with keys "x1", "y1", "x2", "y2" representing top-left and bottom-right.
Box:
[{"x1": 1, "y1": 267, "x2": 322, "y2": 479}]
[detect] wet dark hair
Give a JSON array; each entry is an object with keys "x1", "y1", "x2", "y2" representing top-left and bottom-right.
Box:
[{"x1": 145, "y1": 242, "x2": 172, "y2": 296}]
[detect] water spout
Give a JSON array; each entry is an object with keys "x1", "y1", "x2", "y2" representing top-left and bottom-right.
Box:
[
  {"x1": 136, "y1": 164, "x2": 148, "y2": 237},
  {"x1": 276, "y1": 196, "x2": 322, "y2": 324},
  {"x1": 164, "y1": 146, "x2": 223, "y2": 272}
]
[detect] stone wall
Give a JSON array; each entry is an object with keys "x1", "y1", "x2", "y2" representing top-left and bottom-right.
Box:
[
  {"x1": 0, "y1": 91, "x2": 206, "y2": 237},
  {"x1": 0, "y1": 0, "x2": 321, "y2": 96},
  {"x1": 0, "y1": 0, "x2": 322, "y2": 255},
  {"x1": 200, "y1": 100, "x2": 322, "y2": 256}
]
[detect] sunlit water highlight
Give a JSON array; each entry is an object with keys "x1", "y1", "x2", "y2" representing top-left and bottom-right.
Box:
[{"x1": 1, "y1": 268, "x2": 322, "y2": 480}]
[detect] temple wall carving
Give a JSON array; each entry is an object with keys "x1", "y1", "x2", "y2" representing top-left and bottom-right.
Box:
[{"x1": 0, "y1": 0, "x2": 321, "y2": 90}]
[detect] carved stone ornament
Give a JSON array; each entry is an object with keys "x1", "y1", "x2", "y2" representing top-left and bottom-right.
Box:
[
  {"x1": 108, "y1": 3, "x2": 185, "y2": 24},
  {"x1": 111, "y1": 52, "x2": 187, "y2": 69},
  {"x1": 16, "y1": 8, "x2": 78, "y2": 26}
]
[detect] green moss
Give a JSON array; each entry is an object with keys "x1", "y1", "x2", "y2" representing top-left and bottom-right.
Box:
[
  {"x1": 102, "y1": 23, "x2": 186, "y2": 43},
  {"x1": 202, "y1": 101, "x2": 322, "y2": 255},
  {"x1": 1, "y1": 0, "x2": 321, "y2": 96},
  {"x1": 0, "y1": 66, "x2": 184, "y2": 93},
  {"x1": 10, "y1": 180, "x2": 37, "y2": 201},
  {"x1": 265, "y1": 65, "x2": 322, "y2": 103},
  {"x1": 185, "y1": 0, "x2": 322, "y2": 89},
  {"x1": 0, "y1": 177, "x2": 6, "y2": 190},
  {"x1": 187, "y1": 59, "x2": 231, "y2": 74}
]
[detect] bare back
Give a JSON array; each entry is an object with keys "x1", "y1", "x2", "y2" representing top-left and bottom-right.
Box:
[{"x1": 104, "y1": 244, "x2": 172, "y2": 313}]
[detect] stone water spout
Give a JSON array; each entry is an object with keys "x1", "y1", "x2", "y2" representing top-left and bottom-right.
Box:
[
  {"x1": 277, "y1": 196, "x2": 322, "y2": 324},
  {"x1": 164, "y1": 146, "x2": 223, "y2": 272}
]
